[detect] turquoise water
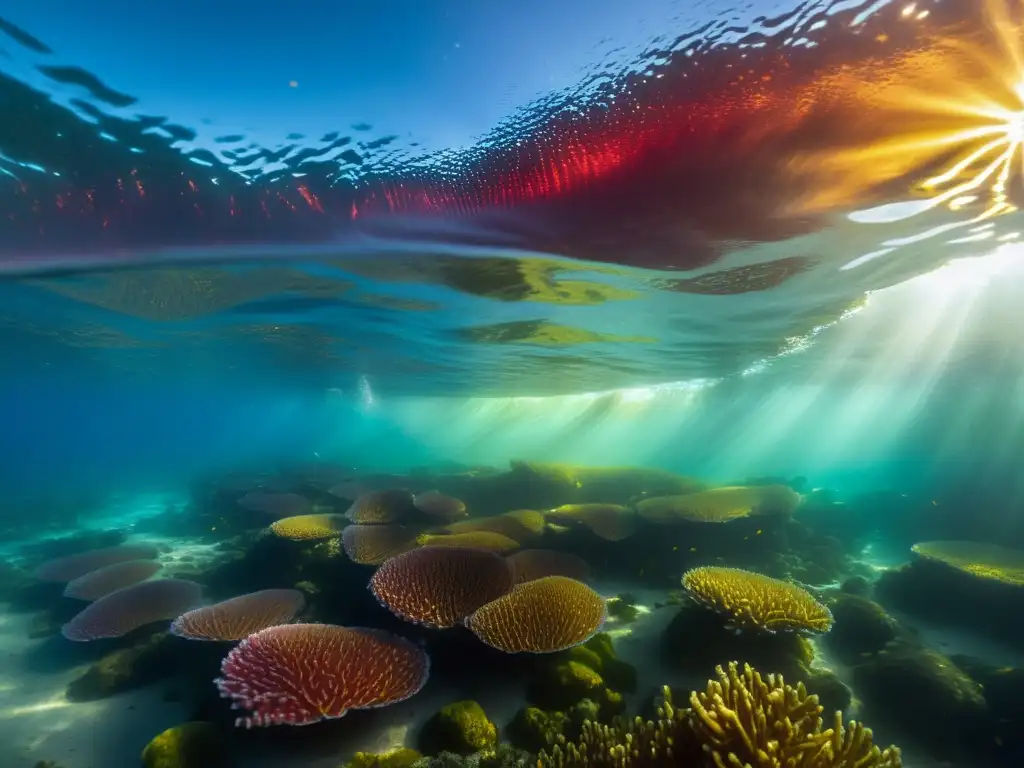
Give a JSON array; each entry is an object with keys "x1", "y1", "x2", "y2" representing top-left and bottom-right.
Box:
[{"x1": 1, "y1": 1, "x2": 1024, "y2": 767}]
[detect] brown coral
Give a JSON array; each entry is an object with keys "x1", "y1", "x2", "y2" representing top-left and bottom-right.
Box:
[
  {"x1": 466, "y1": 576, "x2": 606, "y2": 653},
  {"x1": 545, "y1": 504, "x2": 638, "y2": 541},
  {"x1": 342, "y1": 524, "x2": 420, "y2": 565},
  {"x1": 681, "y1": 566, "x2": 833, "y2": 635}
]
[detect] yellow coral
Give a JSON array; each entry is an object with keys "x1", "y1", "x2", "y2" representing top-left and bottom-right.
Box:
[
  {"x1": 269, "y1": 513, "x2": 347, "y2": 541},
  {"x1": 681, "y1": 566, "x2": 834, "y2": 635},
  {"x1": 910, "y1": 540, "x2": 1024, "y2": 586},
  {"x1": 539, "y1": 663, "x2": 902, "y2": 767},
  {"x1": 690, "y1": 662, "x2": 901, "y2": 768},
  {"x1": 636, "y1": 484, "x2": 797, "y2": 525}
]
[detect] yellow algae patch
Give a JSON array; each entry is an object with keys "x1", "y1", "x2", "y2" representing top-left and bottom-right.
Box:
[
  {"x1": 417, "y1": 531, "x2": 521, "y2": 554},
  {"x1": 911, "y1": 541, "x2": 1024, "y2": 586},
  {"x1": 682, "y1": 566, "x2": 833, "y2": 635},
  {"x1": 269, "y1": 514, "x2": 348, "y2": 541},
  {"x1": 442, "y1": 509, "x2": 545, "y2": 543},
  {"x1": 545, "y1": 504, "x2": 638, "y2": 542}
]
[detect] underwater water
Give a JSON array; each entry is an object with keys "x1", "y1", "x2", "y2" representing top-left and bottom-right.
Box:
[{"x1": 2, "y1": 0, "x2": 1024, "y2": 767}]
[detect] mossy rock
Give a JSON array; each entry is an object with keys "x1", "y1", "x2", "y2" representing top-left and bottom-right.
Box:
[
  {"x1": 570, "y1": 633, "x2": 637, "y2": 693},
  {"x1": 840, "y1": 575, "x2": 870, "y2": 595},
  {"x1": 527, "y1": 660, "x2": 604, "y2": 709},
  {"x1": 66, "y1": 632, "x2": 177, "y2": 701},
  {"x1": 852, "y1": 639, "x2": 988, "y2": 744},
  {"x1": 345, "y1": 747, "x2": 422, "y2": 768},
  {"x1": 141, "y1": 722, "x2": 229, "y2": 768},
  {"x1": 662, "y1": 603, "x2": 813, "y2": 681},
  {"x1": 803, "y1": 668, "x2": 852, "y2": 715},
  {"x1": 506, "y1": 707, "x2": 568, "y2": 753},
  {"x1": 419, "y1": 700, "x2": 498, "y2": 756},
  {"x1": 604, "y1": 597, "x2": 639, "y2": 625},
  {"x1": 825, "y1": 594, "x2": 900, "y2": 664}
]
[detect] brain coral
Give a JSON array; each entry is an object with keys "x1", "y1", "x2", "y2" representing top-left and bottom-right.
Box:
[
  {"x1": 682, "y1": 566, "x2": 833, "y2": 635},
  {"x1": 466, "y1": 576, "x2": 606, "y2": 653},
  {"x1": 215, "y1": 623, "x2": 429, "y2": 727},
  {"x1": 370, "y1": 546, "x2": 514, "y2": 628}
]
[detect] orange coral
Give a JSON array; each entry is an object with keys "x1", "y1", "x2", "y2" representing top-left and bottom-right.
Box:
[
  {"x1": 682, "y1": 566, "x2": 833, "y2": 635},
  {"x1": 466, "y1": 576, "x2": 606, "y2": 653}
]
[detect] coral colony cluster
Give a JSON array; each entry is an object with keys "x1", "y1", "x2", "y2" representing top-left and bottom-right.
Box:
[{"x1": 10, "y1": 461, "x2": 1024, "y2": 766}]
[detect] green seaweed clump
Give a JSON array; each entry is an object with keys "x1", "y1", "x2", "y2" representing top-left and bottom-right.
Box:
[
  {"x1": 345, "y1": 747, "x2": 422, "y2": 768},
  {"x1": 419, "y1": 700, "x2": 498, "y2": 756},
  {"x1": 526, "y1": 634, "x2": 635, "y2": 721},
  {"x1": 141, "y1": 722, "x2": 230, "y2": 768},
  {"x1": 67, "y1": 632, "x2": 178, "y2": 701}
]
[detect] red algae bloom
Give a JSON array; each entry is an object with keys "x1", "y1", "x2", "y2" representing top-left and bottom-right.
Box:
[
  {"x1": 170, "y1": 589, "x2": 306, "y2": 641},
  {"x1": 370, "y1": 546, "x2": 513, "y2": 628},
  {"x1": 63, "y1": 559, "x2": 162, "y2": 601},
  {"x1": 215, "y1": 623, "x2": 429, "y2": 727},
  {"x1": 34, "y1": 544, "x2": 160, "y2": 582},
  {"x1": 62, "y1": 578, "x2": 204, "y2": 641}
]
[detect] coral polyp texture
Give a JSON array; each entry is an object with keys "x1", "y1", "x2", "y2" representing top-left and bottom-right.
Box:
[
  {"x1": 214, "y1": 623, "x2": 429, "y2": 727},
  {"x1": 34, "y1": 543, "x2": 160, "y2": 582},
  {"x1": 539, "y1": 663, "x2": 902, "y2": 767},
  {"x1": 170, "y1": 588, "x2": 305, "y2": 641},
  {"x1": 466, "y1": 575, "x2": 606, "y2": 653},
  {"x1": 269, "y1": 513, "x2": 348, "y2": 541},
  {"x1": 369, "y1": 546, "x2": 514, "y2": 628},
  {"x1": 681, "y1": 566, "x2": 833, "y2": 635},
  {"x1": 342, "y1": 524, "x2": 420, "y2": 565},
  {"x1": 910, "y1": 540, "x2": 1024, "y2": 586},
  {"x1": 61, "y1": 578, "x2": 204, "y2": 641},
  {"x1": 690, "y1": 662, "x2": 902, "y2": 768},
  {"x1": 63, "y1": 559, "x2": 162, "y2": 600}
]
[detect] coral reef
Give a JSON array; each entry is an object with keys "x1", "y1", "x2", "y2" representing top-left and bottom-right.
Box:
[
  {"x1": 141, "y1": 721, "x2": 230, "y2": 768},
  {"x1": 419, "y1": 700, "x2": 499, "y2": 756},
  {"x1": 539, "y1": 662, "x2": 901, "y2": 767}
]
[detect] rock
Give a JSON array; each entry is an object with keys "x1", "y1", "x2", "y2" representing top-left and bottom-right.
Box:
[
  {"x1": 506, "y1": 707, "x2": 568, "y2": 753},
  {"x1": 66, "y1": 632, "x2": 177, "y2": 701},
  {"x1": 419, "y1": 700, "x2": 498, "y2": 756},
  {"x1": 344, "y1": 747, "x2": 422, "y2": 768},
  {"x1": 824, "y1": 594, "x2": 900, "y2": 664},
  {"x1": 141, "y1": 721, "x2": 230, "y2": 768}
]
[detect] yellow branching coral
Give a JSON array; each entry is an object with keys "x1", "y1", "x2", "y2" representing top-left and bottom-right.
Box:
[
  {"x1": 539, "y1": 663, "x2": 902, "y2": 768},
  {"x1": 681, "y1": 566, "x2": 834, "y2": 635},
  {"x1": 690, "y1": 662, "x2": 902, "y2": 768}
]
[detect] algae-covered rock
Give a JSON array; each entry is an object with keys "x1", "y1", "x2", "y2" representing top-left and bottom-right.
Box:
[
  {"x1": 411, "y1": 744, "x2": 530, "y2": 768},
  {"x1": 506, "y1": 707, "x2": 568, "y2": 753},
  {"x1": 604, "y1": 595, "x2": 639, "y2": 625},
  {"x1": 852, "y1": 639, "x2": 988, "y2": 744},
  {"x1": 803, "y1": 668, "x2": 853, "y2": 715},
  {"x1": 141, "y1": 721, "x2": 230, "y2": 768},
  {"x1": 419, "y1": 700, "x2": 498, "y2": 756},
  {"x1": 66, "y1": 632, "x2": 177, "y2": 701},
  {"x1": 569, "y1": 633, "x2": 637, "y2": 693},
  {"x1": 825, "y1": 593, "x2": 900, "y2": 664},
  {"x1": 345, "y1": 747, "x2": 422, "y2": 768}
]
